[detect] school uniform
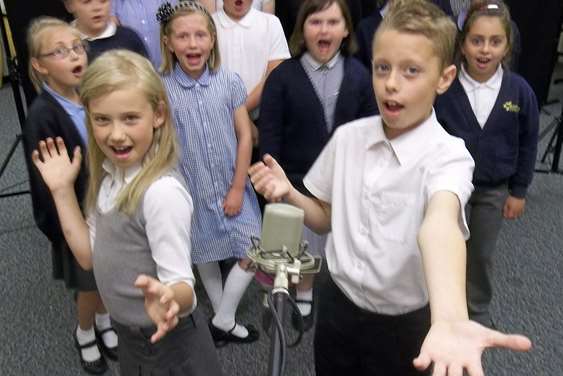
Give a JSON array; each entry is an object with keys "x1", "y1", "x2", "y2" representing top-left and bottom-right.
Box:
[
  {"x1": 75, "y1": 21, "x2": 148, "y2": 62},
  {"x1": 212, "y1": 6, "x2": 290, "y2": 119},
  {"x1": 22, "y1": 88, "x2": 95, "y2": 290},
  {"x1": 303, "y1": 112, "x2": 474, "y2": 375},
  {"x1": 162, "y1": 65, "x2": 261, "y2": 264},
  {"x1": 435, "y1": 66, "x2": 539, "y2": 325},
  {"x1": 90, "y1": 163, "x2": 222, "y2": 375}
]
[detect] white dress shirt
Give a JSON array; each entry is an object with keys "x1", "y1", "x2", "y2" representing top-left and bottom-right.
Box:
[
  {"x1": 459, "y1": 64, "x2": 503, "y2": 128},
  {"x1": 88, "y1": 160, "x2": 196, "y2": 311},
  {"x1": 303, "y1": 112, "x2": 474, "y2": 315}
]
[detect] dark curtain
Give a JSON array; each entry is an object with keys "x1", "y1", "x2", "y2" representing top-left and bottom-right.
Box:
[{"x1": 506, "y1": 0, "x2": 563, "y2": 106}]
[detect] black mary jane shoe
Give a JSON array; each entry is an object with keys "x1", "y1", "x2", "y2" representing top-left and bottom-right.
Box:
[
  {"x1": 73, "y1": 328, "x2": 108, "y2": 375},
  {"x1": 291, "y1": 299, "x2": 315, "y2": 332},
  {"x1": 208, "y1": 320, "x2": 260, "y2": 347},
  {"x1": 95, "y1": 326, "x2": 119, "y2": 361}
]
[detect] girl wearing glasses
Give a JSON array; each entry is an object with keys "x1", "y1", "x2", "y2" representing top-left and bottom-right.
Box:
[{"x1": 22, "y1": 17, "x2": 117, "y2": 375}]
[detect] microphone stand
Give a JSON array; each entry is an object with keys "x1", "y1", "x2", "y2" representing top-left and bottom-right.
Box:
[{"x1": 267, "y1": 261, "x2": 301, "y2": 376}]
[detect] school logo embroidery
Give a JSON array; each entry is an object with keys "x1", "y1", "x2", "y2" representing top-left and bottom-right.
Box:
[{"x1": 503, "y1": 101, "x2": 520, "y2": 113}]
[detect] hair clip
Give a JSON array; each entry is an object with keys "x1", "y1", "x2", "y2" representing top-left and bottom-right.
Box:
[
  {"x1": 486, "y1": 4, "x2": 500, "y2": 10},
  {"x1": 156, "y1": 0, "x2": 210, "y2": 25}
]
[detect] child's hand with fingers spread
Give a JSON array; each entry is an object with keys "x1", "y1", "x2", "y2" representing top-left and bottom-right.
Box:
[
  {"x1": 31, "y1": 137, "x2": 82, "y2": 193},
  {"x1": 134, "y1": 275, "x2": 180, "y2": 343},
  {"x1": 413, "y1": 320, "x2": 532, "y2": 376}
]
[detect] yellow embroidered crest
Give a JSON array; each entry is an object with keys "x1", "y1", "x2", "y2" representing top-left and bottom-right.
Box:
[{"x1": 503, "y1": 101, "x2": 520, "y2": 113}]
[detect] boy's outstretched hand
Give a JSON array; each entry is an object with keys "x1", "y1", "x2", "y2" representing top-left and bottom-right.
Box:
[
  {"x1": 135, "y1": 275, "x2": 180, "y2": 343},
  {"x1": 248, "y1": 154, "x2": 291, "y2": 202},
  {"x1": 413, "y1": 320, "x2": 532, "y2": 376},
  {"x1": 31, "y1": 137, "x2": 82, "y2": 193}
]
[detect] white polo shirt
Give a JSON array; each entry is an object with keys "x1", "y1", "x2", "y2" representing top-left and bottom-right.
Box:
[
  {"x1": 303, "y1": 112, "x2": 475, "y2": 315},
  {"x1": 212, "y1": 8, "x2": 290, "y2": 95}
]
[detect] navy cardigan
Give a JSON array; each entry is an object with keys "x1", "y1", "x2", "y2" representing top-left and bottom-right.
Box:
[
  {"x1": 435, "y1": 71, "x2": 539, "y2": 198},
  {"x1": 87, "y1": 25, "x2": 148, "y2": 62},
  {"x1": 260, "y1": 56, "x2": 378, "y2": 193}
]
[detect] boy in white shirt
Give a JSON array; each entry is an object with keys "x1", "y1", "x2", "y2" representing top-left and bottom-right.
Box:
[
  {"x1": 249, "y1": 0, "x2": 531, "y2": 375},
  {"x1": 212, "y1": 0, "x2": 290, "y2": 145}
]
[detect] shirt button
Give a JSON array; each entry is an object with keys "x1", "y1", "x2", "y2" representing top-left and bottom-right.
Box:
[
  {"x1": 360, "y1": 226, "x2": 367, "y2": 235},
  {"x1": 141, "y1": 19, "x2": 146, "y2": 24}
]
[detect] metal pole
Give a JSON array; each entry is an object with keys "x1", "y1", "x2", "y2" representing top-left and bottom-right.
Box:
[{"x1": 267, "y1": 290, "x2": 287, "y2": 376}]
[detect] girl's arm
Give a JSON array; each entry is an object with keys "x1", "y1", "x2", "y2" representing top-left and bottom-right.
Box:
[
  {"x1": 31, "y1": 137, "x2": 93, "y2": 269},
  {"x1": 262, "y1": 0, "x2": 275, "y2": 14},
  {"x1": 245, "y1": 59, "x2": 284, "y2": 113},
  {"x1": 223, "y1": 105, "x2": 253, "y2": 216}
]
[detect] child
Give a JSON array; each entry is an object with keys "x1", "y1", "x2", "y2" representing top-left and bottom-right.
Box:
[
  {"x1": 22, "y1": 17, "x2": 116, "y2": 375},
  {"x1": 260, "y1": 0, "x2": 377, "y2": 330},
  {"x1": 63, "y1": 0, "x2": 148, "y2": 61},
  {"x1": 249, "y1": 0, "x2": 531, "y2": 375},
  {"x1": 158, "y1": 1, "x2": 262, "y2": 345},
  {"x1": 30, "y1": 49, "x2": 223, "y2": 376},
  {"x1": 435, "y1": 0, "x2": 538, "y2": 328},
  {"x1": 212, "y1": 0, "x2": 290, "y2": 147},
  {"x1": 111, "y1": 0, "x2": 178, "y2": 68}
]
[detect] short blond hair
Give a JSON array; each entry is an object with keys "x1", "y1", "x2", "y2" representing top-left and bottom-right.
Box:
[
  {"x1": 80, "y1": 50, "x2": 179, "y2": 215},
  {"x1": 26, "y1": 17, "x2": 82, "y2": 93},
  {"x1": 159, "y1": 5, "x2": 220, "y2": 74},
  {"x1": 374, "y1": 0, "x2": 457, "y2": 70}
]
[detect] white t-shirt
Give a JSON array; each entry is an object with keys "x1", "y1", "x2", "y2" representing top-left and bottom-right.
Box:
[
  {"x1": 212, "y1": 8, "x2": 290, "y2": 95},
  {"x1": 215, "y1": 0, "x2": 272, "y2": 11},
  {"x1": 303, "y1": 112, "x2": 474, "y2": 315}
]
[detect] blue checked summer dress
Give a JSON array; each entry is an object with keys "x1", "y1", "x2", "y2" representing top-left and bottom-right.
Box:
[{"x1": 162, "y1": 64, "x2": 262, "y2": 264}]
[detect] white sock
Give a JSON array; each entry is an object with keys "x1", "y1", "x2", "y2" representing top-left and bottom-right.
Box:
[
  {"x1": 95, "y1": 313, "x2": 118, "y2": 348},
  {"x1": 296, "y1": 288, "x2": 313, "y2": 316},
  {"x1": 197, "y1": 262, "x2": 224, "y2": 312},
  {"x1": 212, "y1": 263, "x2": 255, "y2": 338},
  {"x1": 76, "y1": 326, "x2": 101, "y2": 362}
]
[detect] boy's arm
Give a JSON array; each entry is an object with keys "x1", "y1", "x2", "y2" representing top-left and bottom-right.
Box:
[
  {"x1": 262, "y1": 0, "x2": 275, "y2": 14},
  {"x1": 31, "y1": 138, "x2": 93, "y2": 269},
  {"x1": 414, "y1": 190, "x2": 531, "y2": 375},
  {"x1": 249, "y1": 154, "x2": 331, "y2": 234}
]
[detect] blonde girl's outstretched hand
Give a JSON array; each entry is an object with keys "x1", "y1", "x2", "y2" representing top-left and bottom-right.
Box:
[
  {"x1": 31, "y1": 137, "x2": 82, "y2": 193},
  {"x1": 135, "y1": 275, "x2": 180, "y2": 343},
  {"x1": 248, "y1": 154, "x2": 292, "y2": 202},
  {"x1": 413, "y1": 320, "x2": 532, "y2": 376}
]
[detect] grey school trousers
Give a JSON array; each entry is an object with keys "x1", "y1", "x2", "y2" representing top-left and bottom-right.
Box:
[{"x1": 466, "y1": 184, "x2": 509, "y2": 326}]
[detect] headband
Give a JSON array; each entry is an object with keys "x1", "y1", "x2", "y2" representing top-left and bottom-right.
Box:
[
  {"x1": 457, "y1": 3, "x2": 501, "y2": 31},
  {"x1": 156, "y1": 0, "x2": 210, "y2": 25}
]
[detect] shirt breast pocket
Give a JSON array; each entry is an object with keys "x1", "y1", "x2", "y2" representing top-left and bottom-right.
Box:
[{"x1": 370, "y1": 192, "x2": 415, "y2": 244}]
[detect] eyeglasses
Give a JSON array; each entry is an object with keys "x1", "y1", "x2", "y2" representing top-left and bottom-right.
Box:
[{"x1": 39, "y1": 42, "x2": 88, "y2": 60}]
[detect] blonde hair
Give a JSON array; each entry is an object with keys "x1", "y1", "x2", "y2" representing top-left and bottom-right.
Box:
[
  {"x1": 80, "y1": 50, "x2": 179, "y2": 215},
  {"x1": 26, "y1": 17, "x2": 82, "y2": 93},
  {"x1": 374, "y1": 0, "x2": 457, "y2": 70},
  {"x1": 159, "y1": 4, "x2": 221, "y2": 74}
]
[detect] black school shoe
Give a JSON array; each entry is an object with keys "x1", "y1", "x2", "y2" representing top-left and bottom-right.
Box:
[
  {"x1": 291, "y1": 299, "x2": 315, "y2": 332},
  {"x1": 73, "y1": 328, "x2": 108, "y2": 375},
  {"x1": 95, "y1": 326, "x2": 119, "y2": 361},
  {"x1": 208, "y1": 320, "x2": 260, "y2": 347}
]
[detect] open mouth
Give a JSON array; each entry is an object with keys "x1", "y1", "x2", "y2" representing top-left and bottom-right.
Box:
[
  {"x1": 111, "y1": 146, "x2": 132, "y2": 157},
  {"x1": 317, "y1": 40, "x2": 331, "y2": 52},
  {"x1": 383, "y1": 100, "x2": 404, "y2": 113},
  {"x1": 186, "y1": 53, "x2": 202, "y2": 65},
  {"x1": 72, "y1": 65, "x2": 83, "y2": 76},
  {"x1": 235, "y1": 0, "x2": 243, "y2": 6},
  {"x1": 476, "y1": 57, "x2": 491, "y2": 67}
]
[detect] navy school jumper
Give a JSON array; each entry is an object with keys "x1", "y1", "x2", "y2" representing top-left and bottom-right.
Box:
[{"x1": 435, "y1": 70, "x2": 539, "y2": 198}]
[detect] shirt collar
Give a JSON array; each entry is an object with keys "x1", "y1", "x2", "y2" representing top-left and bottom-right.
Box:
[
  {"x1": 216, "y1": 7, "x2": 257, "y2": 29},
  {"x1": 459, "y1": 63, "x2": 503, "y2": 92},
  {"x1": 102, "y1": 159, "x2": 142, "y2": 184},
  {"x1": 366, "y1": 110, "x2": 441, "y2": 166},
  {"x1": 73, "y1": 20, "x2": 117, "y2": 41},
  {"x1": 42, "y1": 83, "x2": 84, "y2": 115},
  {"x1": 172, "y1": 63, "x2": 211, "y2": 88},
  {"x1": 303, "y1": 51, "x2": 342, "y2": 71}
]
